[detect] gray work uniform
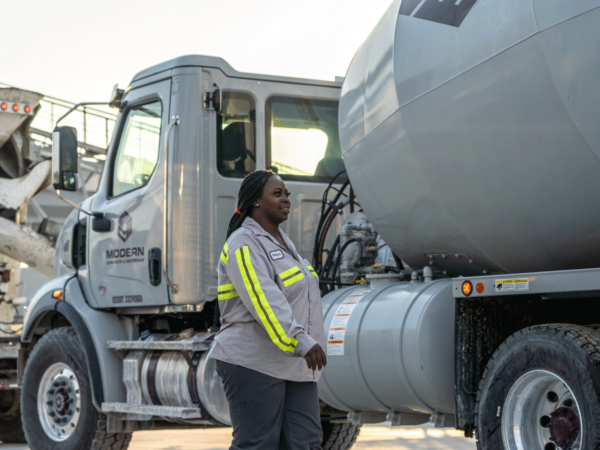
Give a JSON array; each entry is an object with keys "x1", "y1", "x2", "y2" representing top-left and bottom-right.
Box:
[{"x1": 208, "y1": 217, "x2": 326, "y2": 382}]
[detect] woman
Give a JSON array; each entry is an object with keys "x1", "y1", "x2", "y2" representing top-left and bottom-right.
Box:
[{"x1": 208, "y1": 170, "x2": 327, "y2": 450}]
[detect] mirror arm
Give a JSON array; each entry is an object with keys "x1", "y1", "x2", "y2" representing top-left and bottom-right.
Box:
[
  {"x1": 55, "y1": 190, "x2": 104, "y2": 218},
  {"x1": 56, "y1": 101, "x2": 117, "y2": 126}
]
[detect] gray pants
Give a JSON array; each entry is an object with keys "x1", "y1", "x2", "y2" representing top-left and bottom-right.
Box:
[{"x1": 216, "y1": 360, "x2": 323, "y2": 450}]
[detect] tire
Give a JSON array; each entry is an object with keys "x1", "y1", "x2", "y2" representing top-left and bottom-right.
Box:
[
  {"x1": 321, "y1": 422, "x2": 361, "y2": 450},
  {"x1": 0, "y1": 355, "x2": 26, "y2": 443},
  {"x1": 475, "y1": 324, "x2": 600, "y2": 450},
  {"x1": 21, "y1": 327, "x2": 132, "y2": 450},
  {"x1": 0, "y1": 389, "x2": 26, "y2": 443}
]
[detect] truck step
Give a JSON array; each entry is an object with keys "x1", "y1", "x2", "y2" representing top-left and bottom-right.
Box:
[
  {"x1": 101, "y1": 402, "x2": 205, "y2": 419},
  {"x1": 107, "y1": 339, "x2": 211, "y2": 353}
]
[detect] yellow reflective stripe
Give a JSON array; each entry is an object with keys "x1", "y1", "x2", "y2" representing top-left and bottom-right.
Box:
[
  {"x1": 236, "y1": 247, "x2": 297, "y2": 352},
  {"x1": 218, "y1": 291, "x2": 239, "y2": 301},
  {"x1": 306, "y1": 265, "x2": 315, "y2": 271},
  {"x1": 220, "y1": 242, "x2": 229, "y2": 265},
  {"x1": 243, "y1": 246, "x2": 299, "y2": 348},
  {"x1": 309, "y1": 271, "x2": 318, "y2": 277},
  {"x1": 283, "y1": 272, "x2": 305, "y2": 287},
  {"x1": 279, "y1": 266, "x2": 300, "y2": 279},
  {"x1": 218, "y1": 283, "x2": 235, "y2": 292}
]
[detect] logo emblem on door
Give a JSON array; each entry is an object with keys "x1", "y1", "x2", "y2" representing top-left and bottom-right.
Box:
[{"x1": 118, "y1": 211, "x2": 133, "y2": 242}]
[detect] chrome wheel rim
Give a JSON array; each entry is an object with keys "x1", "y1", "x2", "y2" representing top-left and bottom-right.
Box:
[
  {"x1": 37, "y1": 362, "x2": 82, "y2": 441},
  {"x1": 502, "y1": 370, "x2": 582, "y2": 450}
]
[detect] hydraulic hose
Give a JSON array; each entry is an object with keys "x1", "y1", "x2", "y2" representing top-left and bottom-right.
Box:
[
  {"x1": 312, "y1": 179, "x2": 350, "y2": 268},
  {"x1": 316, "y1": 195, "x2": 353, "y2": 271},
  {"x1": 319, "y1": 235, "x2": 340, "y2": 295},
  {"x1": 331, "y1": 237, "x2": 360, "y2": 289},
  {"x1": 320, "y1": 236, "x2": 340, "y2": 279},
  {"x1": 312, "y1": 175, "x2": 349, "y2": 267}
]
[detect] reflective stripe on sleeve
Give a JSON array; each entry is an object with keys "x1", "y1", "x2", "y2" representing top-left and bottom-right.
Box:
[
  {"x1": 220, "y1": 242, "x2": 229, "y2": 265},
  {"x1": 306, "y1": 265, "x2": 319, "y2": 277},
  {"x1": 218, "y1": 283, "x2": 239, "y2": 301},
  {"x1": 236, "y1": 246, "x2": 297, "y2": 352},
  {"x1": 283, "y1": 273, "x2": 305, "y2": 287},
  {"x1": 279, "y1": 266, "x2": 300, "y2": 279},
  {"x1": 279, "y1": 265, "x2": 305, "y2": 287},
  {"x1": 218, "y1": 291, "x2": 239, "y2": 301}
]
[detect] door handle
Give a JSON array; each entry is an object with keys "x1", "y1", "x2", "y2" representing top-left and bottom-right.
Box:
[{"x1": 148, "y1": 247, "x2": 162, "y2": 286}]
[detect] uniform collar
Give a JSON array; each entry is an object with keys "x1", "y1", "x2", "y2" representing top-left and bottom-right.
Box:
[{"x1": 242, "y1": 217, "x2": 301, "y2": 261}]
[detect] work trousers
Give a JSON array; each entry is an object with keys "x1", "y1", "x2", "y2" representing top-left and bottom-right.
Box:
[{"x1": 216, "y1": 360, "x2": 323, "y2": 450}]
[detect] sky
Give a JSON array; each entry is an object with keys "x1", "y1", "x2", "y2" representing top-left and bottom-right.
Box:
[{"x1": 1, "y1": 0, "x2": 393, "y2": 104}]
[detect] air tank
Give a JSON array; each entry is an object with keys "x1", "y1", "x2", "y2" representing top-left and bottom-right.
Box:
[
  {"x1": 318, "y1": 279, "x2": 455, "y2": 418},
  {"x1": 339, "y1": 0, "x2": 600, "y2": 276}
]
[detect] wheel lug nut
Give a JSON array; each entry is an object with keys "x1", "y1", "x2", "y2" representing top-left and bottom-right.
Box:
[
  {"x1": 53, "y1": 381, "x2": 59, "y2": 387},
  {"x1": 62, "y1": 417, "x2": 69, "y2": 423},
  {"x1": 49, "y1": 411, "x2": 55, "y2": 417},
  {"x1": 46, "y1": 401, "x2": 53, "y2": 406},
  {"x1": 53, "y1": 418, "x2": 61, "y2": 424},
  {"x1": 48, "y1": 389, "x2": 55, "y2": 395},
  {"x1": 66, "y1": 388, "x2": 72, "y2": 393}
]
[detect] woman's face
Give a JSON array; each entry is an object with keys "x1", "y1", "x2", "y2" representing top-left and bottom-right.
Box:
[{"x1": 256, "y1": 175, "x2": 291, "y2": 224}]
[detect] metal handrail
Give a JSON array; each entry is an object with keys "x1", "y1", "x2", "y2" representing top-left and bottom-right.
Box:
[{"x1": 163, "y1": 115, "x2": 180, "y2": 295}]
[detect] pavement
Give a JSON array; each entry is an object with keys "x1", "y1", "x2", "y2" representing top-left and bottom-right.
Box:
[{"x1": 0, "y1": 423, "x2": 477, "y2": 450}]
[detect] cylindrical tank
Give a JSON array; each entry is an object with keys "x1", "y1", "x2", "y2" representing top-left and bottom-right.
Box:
[
  {"x1": 140, "y1": 333, "x2": 230, "y2": 425},
  {"x1": 339, "y1": 0, "x2": 600, "y2": 276},
  {"x1": 318, "y1": 279, "x2": 455, "y2": 416}
]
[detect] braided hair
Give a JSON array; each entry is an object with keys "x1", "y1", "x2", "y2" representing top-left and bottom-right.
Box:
[{"x1": 226, "y1": 170, "x2": 276, "y2": 240}]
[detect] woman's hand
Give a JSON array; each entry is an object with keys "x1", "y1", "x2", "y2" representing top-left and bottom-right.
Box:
[{"x1": 304, "y1": 344, "x2": 327, "y2": 371}]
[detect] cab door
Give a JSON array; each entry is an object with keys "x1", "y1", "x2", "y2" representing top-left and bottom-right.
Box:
[{"x1": 88, "y1": 79, "x2": 171, "y2": 307}]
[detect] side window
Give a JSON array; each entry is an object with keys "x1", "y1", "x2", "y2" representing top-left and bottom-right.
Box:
[
  {"x1": 111, "y1": 101, "x2": 162, "y2": 197},
  {"x1": 217, "y1": 93, "x2": 256, "y2": 178},
  {"x1": 266, "y1": 97, "x2": 345, "y2": 183}
]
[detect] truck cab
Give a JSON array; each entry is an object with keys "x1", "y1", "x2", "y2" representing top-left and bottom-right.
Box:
[{"x1": 60, "y1": 55, "x2": 343, "y2": 309}]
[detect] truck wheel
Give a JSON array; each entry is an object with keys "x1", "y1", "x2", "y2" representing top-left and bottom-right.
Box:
[
  {"x1": 21, "y1": 327, "x2": 132, "y2": 450},
  {"x1": 0, "y1": 390, "x2": 26, "y2": 443},
  {"x1": 321, "y1": 422, "x2": 361, "y2": 450},
  {"x1": 475, "y1": 324, "x2": 600, "y2": 450}
]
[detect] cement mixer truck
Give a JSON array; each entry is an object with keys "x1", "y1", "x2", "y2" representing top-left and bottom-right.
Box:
[{"x1": 9, "y1": 1, "x2": 600, "y2": 449}]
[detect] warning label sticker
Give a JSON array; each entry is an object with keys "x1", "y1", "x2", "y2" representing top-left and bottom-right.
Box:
[
  {"x1": 495, "y1": 279, "x2": 529, "y2": 292},
  {"x1": 327, "y1": 289, "x2": 372, "y2": 356}
]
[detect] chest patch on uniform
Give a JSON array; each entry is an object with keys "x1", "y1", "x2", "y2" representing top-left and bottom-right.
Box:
[{"x1": 270, "y1": 250, "x2": 284, "y2": 260}]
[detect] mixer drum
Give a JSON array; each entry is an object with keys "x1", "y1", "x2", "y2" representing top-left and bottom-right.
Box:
[
  {"x1": 318, "y1": 279, "x2": 455, "y2": 416},
  {"x1": 339, "y1": 0, "x2": 600, "y2": 275}
]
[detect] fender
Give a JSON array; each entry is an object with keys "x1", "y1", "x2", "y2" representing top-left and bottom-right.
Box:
[
  {"x1": 22, "y1": 274, "x2": 73, "y2": 340},
  {"x1": 22, "y1": 276, "x2": 129, "y2": 406}
]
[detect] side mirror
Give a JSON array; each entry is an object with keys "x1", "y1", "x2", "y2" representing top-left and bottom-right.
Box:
[
  {"x1": 52, "y1": 126, "x2": 79, "y2": 191},
  {"x1": 212, "y1": 85, "x2": 222, "y2": 114},
  {"x1": 203, "y1": 83, "x2": 222, "y2": 113},
  {"x1": 109, "y1": 84, "x2": 125, "y2": 109}
]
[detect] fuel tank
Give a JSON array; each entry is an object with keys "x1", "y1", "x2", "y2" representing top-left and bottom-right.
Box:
[
  {"x1": 339, "y1": 0, "x2": 600, "y2": 275},
  {"x1": 318, "y1": 279, "x2": 455, "y2": 418}
]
